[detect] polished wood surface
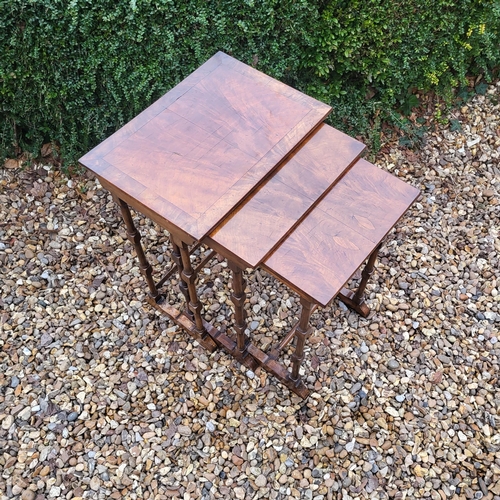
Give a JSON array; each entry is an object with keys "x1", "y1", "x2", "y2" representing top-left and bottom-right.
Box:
[
  {"x1": 79, "y1": 51, "x2": 331, "y2": 241},
  {"x1": 263, "y1": 159, "x2": 420, "y2": 307},
  {"x1": 206, "y1": 124, "x2": 365, "y2": 267}
]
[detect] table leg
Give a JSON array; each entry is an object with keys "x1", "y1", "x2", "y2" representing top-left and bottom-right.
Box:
[
  {"x1": 338, "y1": 242, "x2": 382, "y2": 317},
  {"x1": 289, "y1": 297, "x2": 314, "y2": 386},
  {"x1": 267, "y1": 304, "x2": 318, "y2": 361},
  {"x1": 118, "y1": 199, "x2": 161, "y2": 302},
  {"x1": 228, "y1": 262, "x2": 248, "y2": 353},
  {"x1": 176, "y1": 240, "x2": 208, "y2": 339},
  {"x1": 169, "y1": 236, "x2": 194, "y2": 320}
]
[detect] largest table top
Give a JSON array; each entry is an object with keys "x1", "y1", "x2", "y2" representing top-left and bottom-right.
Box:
[
  {"x1": 79, "y1": 51, "x2": 331, "y2": 243},
  {"x1": 80, "y1": 52, "x2": 419, "y2": 308}
]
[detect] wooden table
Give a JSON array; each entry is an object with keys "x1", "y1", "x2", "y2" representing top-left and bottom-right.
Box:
[{"x1": 80, "y1": 52, "x2": 419, "y2": 398}]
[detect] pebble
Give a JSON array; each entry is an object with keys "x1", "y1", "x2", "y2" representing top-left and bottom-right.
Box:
[
  {"x1": 21, "y1": 490, "x2": 35, "y2": 500},
  {"x1": 2, "y1": 415, "x2": 13, "y2": 430},
  {"x1": 255, "y1": 474, "x2": 267, "y2": 487},
  {"x1": 49, "y1": 486, "x2": 61, "y2": 498},
  {"x1": 350, "y1": 382, "x2": 362, "y2": 394},
  {"x1": 234, "y1": 487, "x2": 246, "y2": 499},
  {"x1": 90, "y1": 477, "x2": 101, "y2": 491},
  {"x1": 40, "y1": 332, "x2": 53, "y2": 347},
  {"x1": 0, "y1": 81, "x2": 499, "y2": 500},
  {"x1": 312, "y1": 468, "x2": 323, "y2": 478},
  {"x1": 18, "y1": 406, "x2": 31, "y2": 421},
  {"x1": 438, "y1": 354, "x2": 452, "y2": 364},
  {"x1": 345, "y1": 439, "x2": 356, "y2": 452},
  {"x1": 177, "y1": 425, "x2": 192, "y2": 436},
  {"x1": 40, "y1": 466, "x2": 50, "y2": 477},
  {"x1": 387, "y1": 359, "x2": 400, "y2": 370}
]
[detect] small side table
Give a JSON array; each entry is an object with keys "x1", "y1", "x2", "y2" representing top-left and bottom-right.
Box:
[{"x1": 80, "y1": 52, "x2": 419, "y2": 398}]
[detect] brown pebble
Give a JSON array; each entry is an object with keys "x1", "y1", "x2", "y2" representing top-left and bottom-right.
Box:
[{"x1": 39, "y1": 466, "x2": 50, "y2": 477}]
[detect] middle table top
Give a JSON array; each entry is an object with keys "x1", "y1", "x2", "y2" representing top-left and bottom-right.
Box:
[{"x1": 79, "y1": 51, "x2": 331, "y2": 242}]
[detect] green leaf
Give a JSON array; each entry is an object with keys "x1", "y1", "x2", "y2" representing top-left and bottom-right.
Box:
[
  {"x1": 401, "y1": 94, "x2": 421, "y2": 116},
  {"x1": 475, "y1": 83, "x2": 488, "y2": 95},
  {"x1": 450, "y1": 118, "x2": 462, "y2": 132}
]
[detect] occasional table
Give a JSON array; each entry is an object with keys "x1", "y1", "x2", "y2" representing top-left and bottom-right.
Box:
[{"x1": 80, "y1": 52, "x2": 419, "y2": 398}]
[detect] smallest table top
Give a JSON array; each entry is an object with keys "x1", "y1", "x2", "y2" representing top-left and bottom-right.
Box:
[
  {"x1": 263, "y1": 159, "x2": 420, "y2": 307},
  {"x1": 79, "y1": 51, "x2": 331, "y2": 243}
]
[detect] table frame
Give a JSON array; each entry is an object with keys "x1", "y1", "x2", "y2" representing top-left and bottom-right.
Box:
[
  {"x1": 81, "y1": 52, "x2": 418, "y2": 399},
  {"x1": 117, "y1": 196, "x2": 381, "y2": 398}
]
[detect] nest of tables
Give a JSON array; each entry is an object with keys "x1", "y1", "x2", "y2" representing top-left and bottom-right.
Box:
[{"x1": 79, "y1": 52, "x2": 419, "y2": 399}]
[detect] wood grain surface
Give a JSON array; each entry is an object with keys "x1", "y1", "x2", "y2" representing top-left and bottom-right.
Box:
[
  {"x1": 79, "y1": 51, "x2": 331, "y2": 241},
  {"x1": 263, "y1": 160, "x2": 420, "y2": 307},
  {"x1": 207, "y1": 124, "x2": 365, "y2": 267}
]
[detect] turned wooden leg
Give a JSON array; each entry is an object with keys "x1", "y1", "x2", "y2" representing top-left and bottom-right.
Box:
[
  {"x1": 228, "y1": 262, "x2": 248, "y2": 353},
  {"x1": 289, "y1": 297, "x2": 314, "y2": 385},
  {"x1": 338, "y1": 242, "x2": 382, "y2": 317},
  {"x1": 177, "y1": 240, "x2": 207, "y2": 338},
  {"x1": 118, "y1": 199, "x2": 160, "y2": 301},
  {"x1": 169, "y1": 236, "x2": 194, "y2": 319},
  {"x1": 354, "y1": 243, "x2": 382, "y2": 304}
]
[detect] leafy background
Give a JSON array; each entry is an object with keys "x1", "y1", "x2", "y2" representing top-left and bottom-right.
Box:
[{"x1": 1, "y1": 0, "x2": 499, "y2": 166}]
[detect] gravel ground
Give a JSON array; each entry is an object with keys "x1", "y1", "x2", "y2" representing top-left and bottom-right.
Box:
[{"x1": 1, "y1": 83, "x2": 499, "y2": 500}]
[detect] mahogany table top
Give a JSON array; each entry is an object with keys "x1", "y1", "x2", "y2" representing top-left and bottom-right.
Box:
[
  {"x1": 79, "y1": 51, "x2": 331, "y2": 243},
  {"x1": 263, "y1": 159, "x2": 420, "y2": 306}
]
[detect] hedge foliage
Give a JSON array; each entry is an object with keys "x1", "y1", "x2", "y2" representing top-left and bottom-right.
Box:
[{"x1": 1, "y1": 0, "x2": 499, "y2": 165}]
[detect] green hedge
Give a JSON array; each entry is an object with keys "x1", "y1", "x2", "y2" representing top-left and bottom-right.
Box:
[{"x1": 1, "y1": 0, "x2": 499, "y2": 165}]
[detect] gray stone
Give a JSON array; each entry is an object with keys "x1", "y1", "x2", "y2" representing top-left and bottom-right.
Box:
[
  {"x1": 255, "y1": 474, "x2": 267, "y2": 488},
  {"x1": 40, "y1": 332, "x2": 53, "y2": 347},
  {"x1": 312, "y1": 468, "x2": 323, "y2": 478},
  {"x1": 350, "y1": 382, "x2": 362, "y2": 394},
  {"x1": 387, "y1": 359, "x2": 400, "y2": 370},
  {"x1": 438, "y1": 354, "x2": 452, "y2": 365}
]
